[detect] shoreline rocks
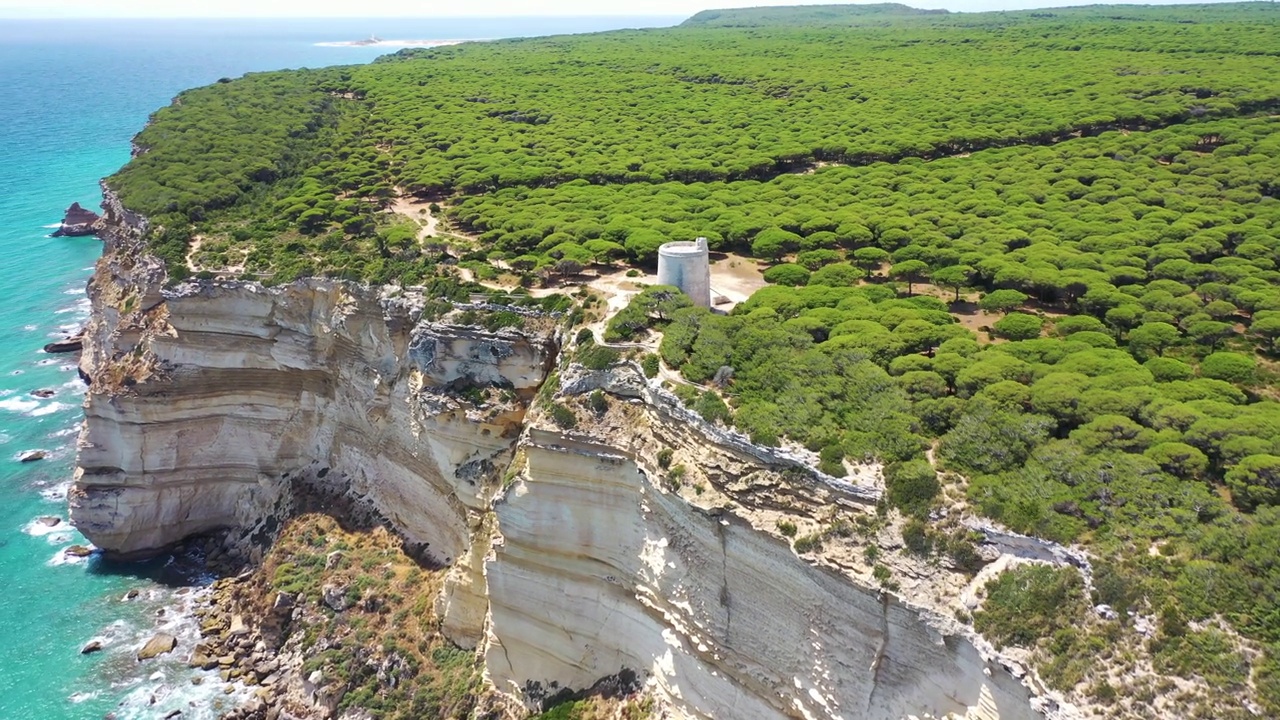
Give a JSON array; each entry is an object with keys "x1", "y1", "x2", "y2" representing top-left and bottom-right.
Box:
[
  {"x1": 50, "y1": 202, "x2": 102, "y2": 238},
  {"x1": 19, "y1": 450, "x2": 47, "y2": 463},
  {"x1": 137, "y1": 633, "x2": 177, "y2": 661},
  {"x1": 43, "y1": 332, "x2": 84, "y2": 354},
  {"x1": 64, "y1": 544, "x2": 94, "y2": 558}
]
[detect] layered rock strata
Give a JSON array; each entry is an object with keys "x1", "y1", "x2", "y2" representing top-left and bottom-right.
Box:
[
  {"x1": 72, "y1": 194, "x2": 1066, "y2": 719},
  {"x1": 71, "y1": 192, "x2": 556, "y2": 560}
]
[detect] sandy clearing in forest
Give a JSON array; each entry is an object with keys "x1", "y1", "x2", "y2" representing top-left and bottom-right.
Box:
[
  {"x1": 389, "y1": 195, "x2": 441, "y2": 241},
  {"x1": 708, "y1": 252, "x2": 767, "y2": 308}
]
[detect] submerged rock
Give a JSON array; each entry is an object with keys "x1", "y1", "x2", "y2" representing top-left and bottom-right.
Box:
[
  {"x1": 30, "y1": 389, "x2": 56, "y2": 399},
  {"x1": 51, "y1": 202, "x2": 102, "y2": 238},
  {"x1": 80, "y1": 640, "x2": 103, "y2": 655},
  {"x1": 137, "y1": 633, "x2": 177, "y2": 661},
  {"x1": 64, "y1": 544, "x2": 94, "y2": 558}
]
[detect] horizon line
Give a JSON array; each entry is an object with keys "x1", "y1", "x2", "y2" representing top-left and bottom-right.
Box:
[{"x1": 0, "y1": 13, "x2": 691, "y2": 19}]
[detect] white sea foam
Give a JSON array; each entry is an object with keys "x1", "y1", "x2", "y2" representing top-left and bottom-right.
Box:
[
  {"x1": 29, "y1": 399, "x2": 65, "y2": 417},
  {"x1": 54, "y1": 298, "x2": 91, "y2": 315},
  {"x1": 43, "y1": 223, "x2": 63, "y2": 229},
  {"x1": 106, "y1": 586, "x2": 249, "y2": 720},
  {"x1": 41, "y1": 480, "x2": 72, "y2": 502},
  {"x1": 23, "y1": 324, "x2": 37, "y2": 331},
  {"x1": 67, "y1": 691, "x2": 100, "y2": 704},
  {"x1": 63, "y1": 288, "x2": 84, "y2": 295},
  {"x1": 0, "y1": 397, "x2": 40, "y2": 413},
  {"x1": 31, "y1": 402, "x2": 66, "y2": 417},
  {"x1": 47, "y1": 548, "x2": 89, "y2": 567}
]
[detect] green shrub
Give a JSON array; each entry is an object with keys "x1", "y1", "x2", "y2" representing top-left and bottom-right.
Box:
[
  {"x1": 657, "y1": 448, "x2": 673, "y2": 469},
  {"x1": 902, "y1": 518, "x2": 932, "y2": 555},
  {"x1": 793, "y1": 533, "x2": 823, "y2": 554},
  {"x1": 641, "y1": 353, "x2": 660, "y2": 378},
  {"x1": 974, "y1": 564, "x2": 1087, "y2": 649},
  {"x1": 819, "y1": 444, "x2": 847, "y2": 477},
  {"x1": 776, "y1": 519, "x2": 798, "y2": 537},
  {"x1": 589, "y1": 389, "x2": 608, "y2": 415},
  {"x1": 549, "y1": 403, "x2": 577, "y2": 429},
  {"x1": 884, "y1": 460, "x2": 939, "y2": 518},
  {"x1": 694, "y1": 391, "x2": 732, "y2": 425},
  {"x1": 577, "y1": 343, "x2": 621, "y2": 370}
]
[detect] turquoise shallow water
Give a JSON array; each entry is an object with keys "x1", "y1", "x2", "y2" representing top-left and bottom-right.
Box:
[{"x1": 0, "y1": 16, "x2": 677, "y2": 719}]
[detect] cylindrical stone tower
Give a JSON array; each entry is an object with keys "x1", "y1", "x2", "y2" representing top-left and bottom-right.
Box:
[{"x1": 656, "y1": 237, "x2": 712, "y2": 307}]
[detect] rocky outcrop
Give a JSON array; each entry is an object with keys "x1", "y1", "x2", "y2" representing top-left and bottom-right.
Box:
[
  {"x1": 43, "y1": 332, "x2": 84, "y2": 354},
  {"x1": 51, "y1": 202, "x2": 103, "y2": 237},
  {"x1": 71, "y1": 189, "x2": 1070, "y2": 719}
]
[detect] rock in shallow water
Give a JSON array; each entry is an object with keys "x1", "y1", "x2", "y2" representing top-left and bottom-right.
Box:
[
  {"x1": 42, "y1": 334, "x2": 84, "y2": 354},
  {"x1": 137, "y1": 633, "x2": 177, "y2": 661},
  {"x1": 80, "y1": 640, "x2": 103, "y2": 655},
  {"x1": 18, "y1": 450, "x2": 47, "y2": 463},
  {"x1": 50, "y1": 202, "x2": 102, "y2": 238}
]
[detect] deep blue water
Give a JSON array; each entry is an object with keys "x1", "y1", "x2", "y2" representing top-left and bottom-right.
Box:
[{"x1": 0, "y1": 15, "x2": 679, "y2": 719}]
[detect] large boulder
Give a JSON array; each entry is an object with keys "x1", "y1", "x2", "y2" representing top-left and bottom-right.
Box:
[{"x1": 137, "y1": 633, "x2": 177, "y2": 661}]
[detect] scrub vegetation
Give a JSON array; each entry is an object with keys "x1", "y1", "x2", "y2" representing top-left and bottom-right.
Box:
[{"x1": 107, "y1": 2, "x2": 1280, "y2": 714}]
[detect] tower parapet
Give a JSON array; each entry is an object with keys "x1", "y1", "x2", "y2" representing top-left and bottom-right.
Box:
[{"x1": 656, "y1": 237, "x2": 711, "y2": 307}]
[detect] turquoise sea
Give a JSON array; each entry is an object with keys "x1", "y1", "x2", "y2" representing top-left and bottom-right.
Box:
[{"x1": 0, "y1": 15, "x2": 678, "y2": 719}]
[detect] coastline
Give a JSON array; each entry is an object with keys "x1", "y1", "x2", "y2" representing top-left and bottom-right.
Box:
[{"x1": 314, "y1": 38, "x2": 474, "y2": 48}]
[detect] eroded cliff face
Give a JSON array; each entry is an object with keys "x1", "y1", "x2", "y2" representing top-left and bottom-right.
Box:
[
  {"x1": 71, "y1": 197, "x2": 1065, "y2": 719},
  {"x1": 71, "y1": 193, "x2": 556, "y2": 561},
  {"x1": 486, "y1": 433, "x2": 1038, "y2": 720}
]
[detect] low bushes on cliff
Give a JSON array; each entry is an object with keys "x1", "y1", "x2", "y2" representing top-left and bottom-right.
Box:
[{"x1": 254, "y1": 514, "x2": 482, "y2": 719}]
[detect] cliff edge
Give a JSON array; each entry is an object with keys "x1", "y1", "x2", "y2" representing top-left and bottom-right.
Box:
[{"x1": 70, "y1": 195, "x2": 1071, "y2": 719}]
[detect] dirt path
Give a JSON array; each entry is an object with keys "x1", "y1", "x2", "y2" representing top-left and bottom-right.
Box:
[
  {"x1": 389, "y1": 195, "x2": 441, "y2": 242},
  {"x1": 185, "y1": 235, "x2": 249, "y2": 276},
  {"x1": 185, "y1": 236, "x2": 204, "y2": 272}
]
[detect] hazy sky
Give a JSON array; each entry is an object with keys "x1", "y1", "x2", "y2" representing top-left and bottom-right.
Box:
[{"x1": 0, "y1": 0, "x2": 1246, "y2": 18}]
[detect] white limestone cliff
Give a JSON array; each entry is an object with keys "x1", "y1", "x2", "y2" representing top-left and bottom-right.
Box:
[{"x1": 69, "y1": 195, "x2": 1074, "y2": 719}]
